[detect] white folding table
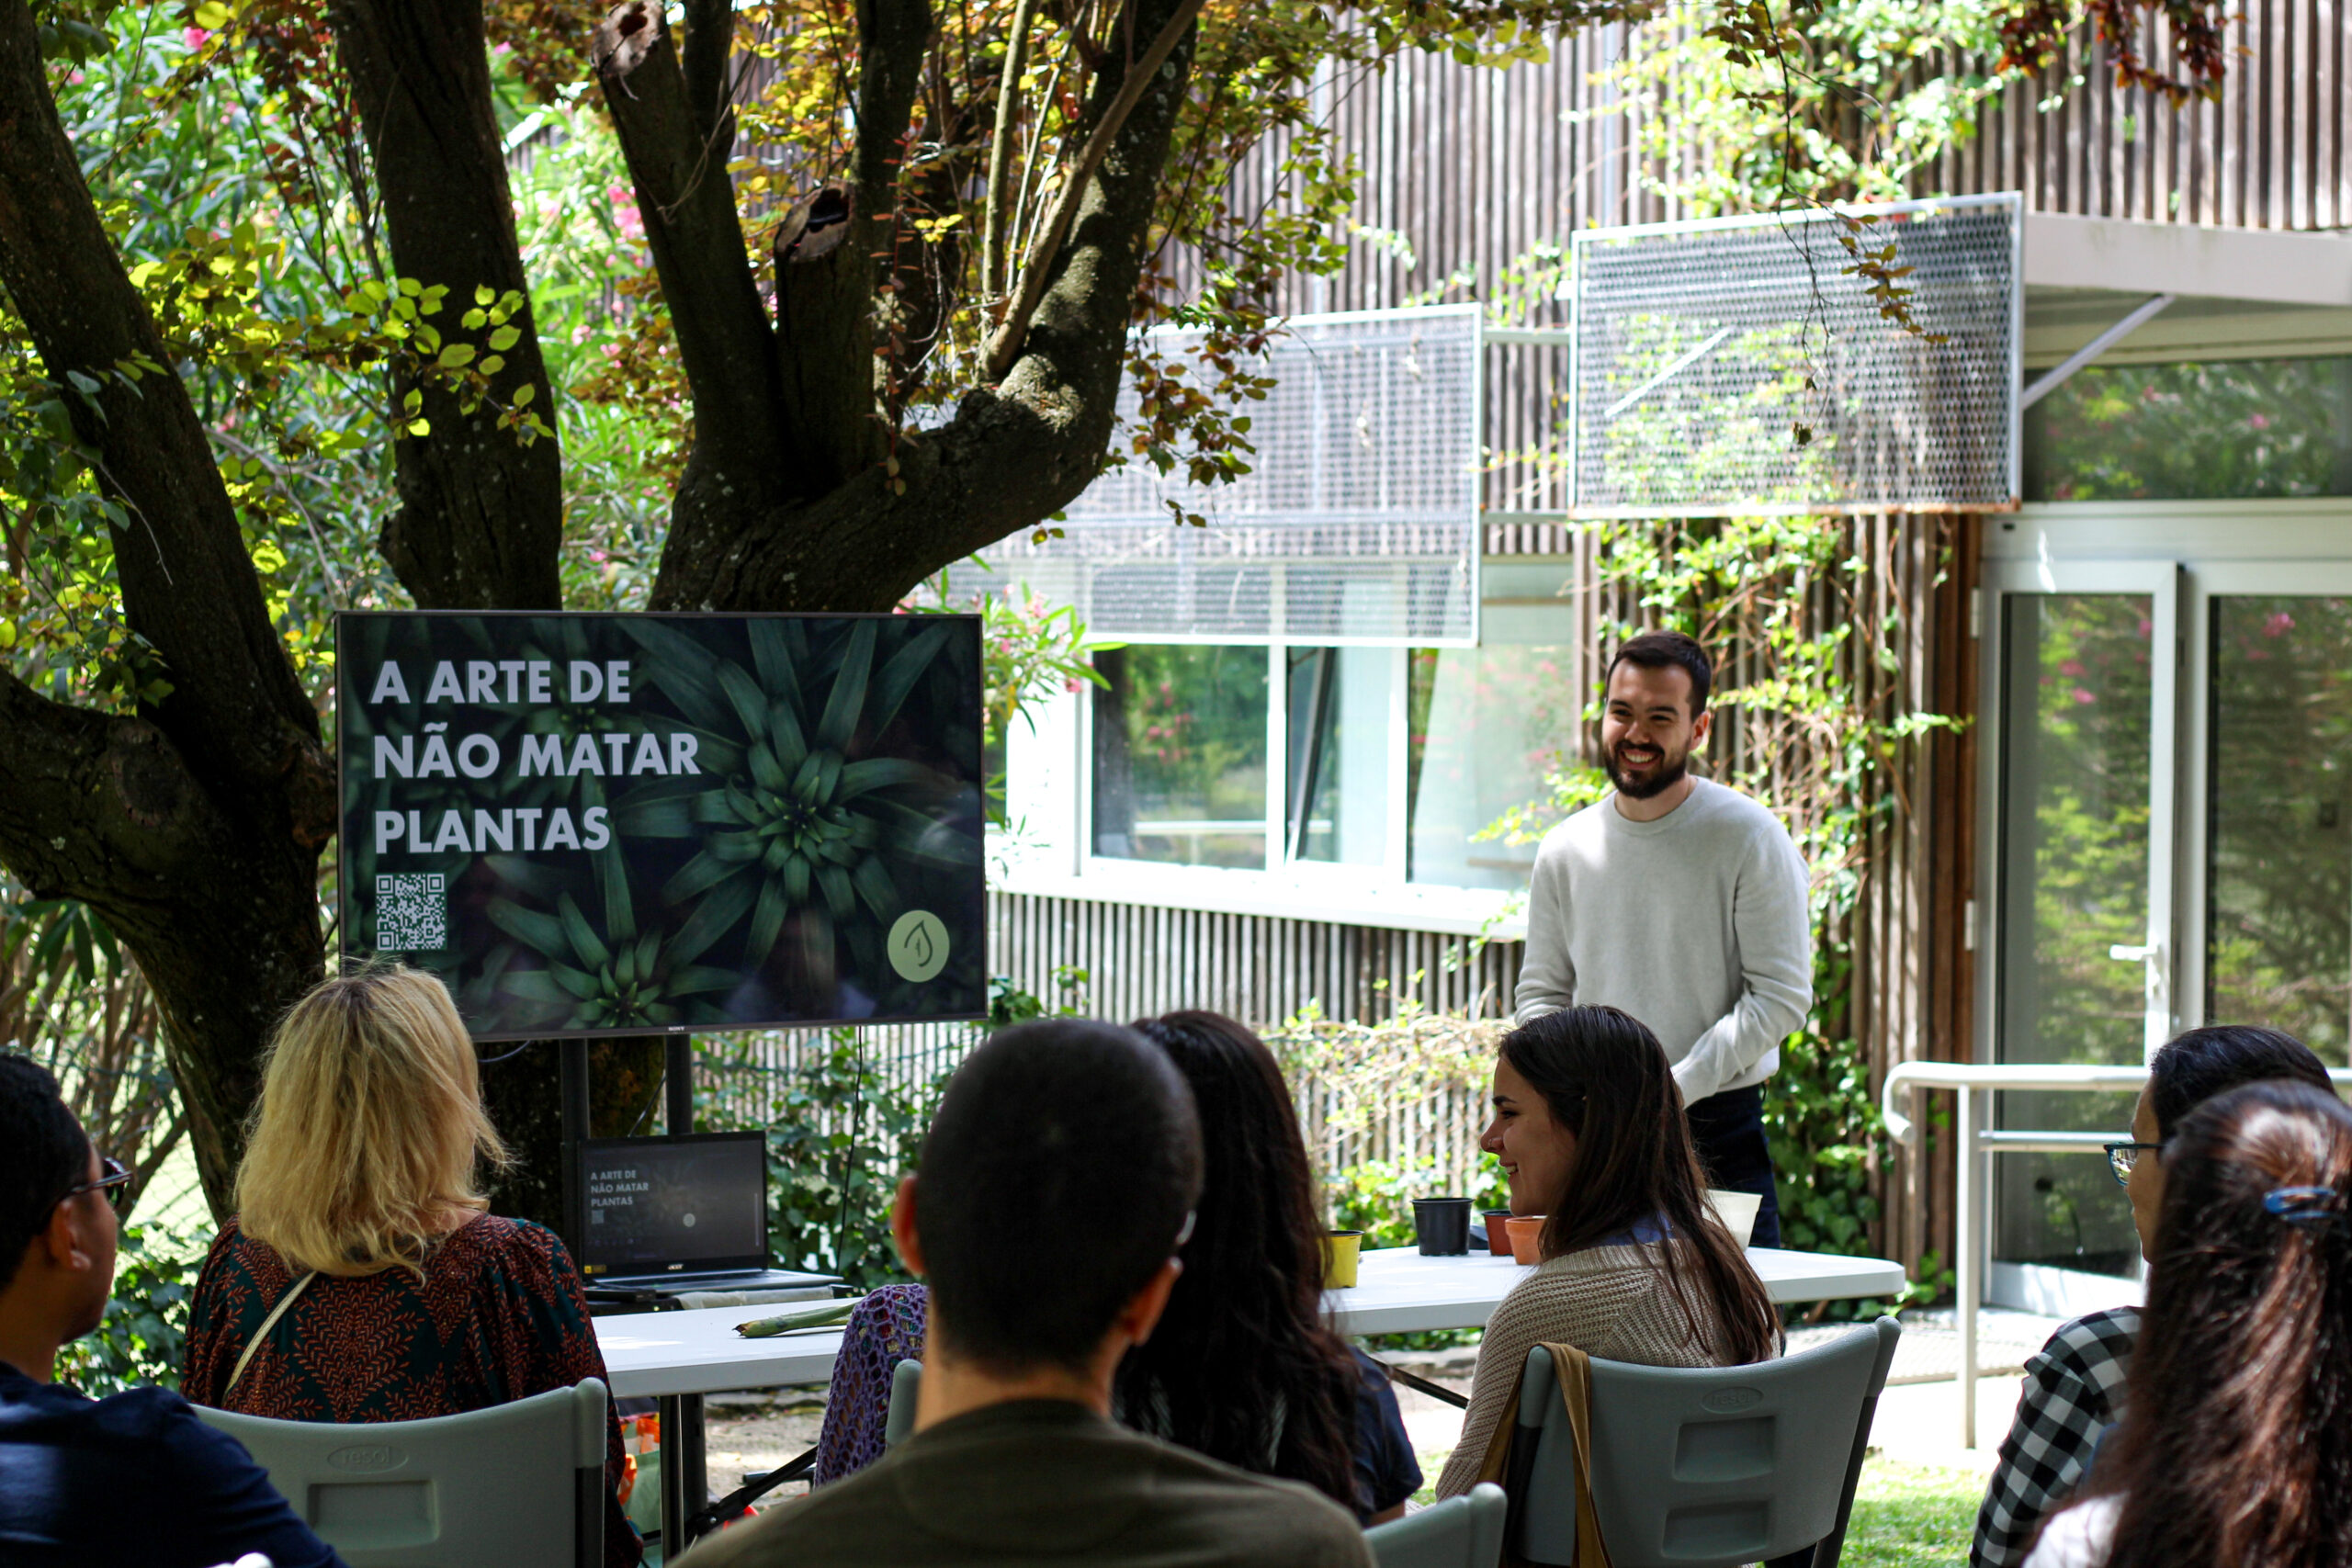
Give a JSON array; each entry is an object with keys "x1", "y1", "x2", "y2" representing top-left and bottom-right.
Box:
[{"x1": 596, "y1": 1242, "x2": 1908, "y2": 1553}]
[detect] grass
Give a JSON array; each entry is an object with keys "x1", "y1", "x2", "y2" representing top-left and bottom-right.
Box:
[
  {"x1": 1403, "y1": 1451, "x2": 1981, "y2": 1566},
  {"x1": 1841, "y1": 1457, "x2": 1983, "y2": 1567}
]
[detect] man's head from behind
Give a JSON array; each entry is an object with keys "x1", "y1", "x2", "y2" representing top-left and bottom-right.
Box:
[
  {"x1": 0, "y1": 1055, "x2": 117, "y2": 1370},
  {"x1": 902, "y1": 1019, "x2": 1203, "y2": 1377}
]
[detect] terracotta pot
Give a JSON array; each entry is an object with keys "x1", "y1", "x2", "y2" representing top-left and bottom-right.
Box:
[
  {"x1": 1504, "y1": 1214, "x2": 1548, "y2": 1266},
  {"x1": 1323, "y1": 1229, "x2": 1364, "y2": 1289},
  {"x1": 1483, "y1": 1209, "x2": 1516, "y2": 1257}
]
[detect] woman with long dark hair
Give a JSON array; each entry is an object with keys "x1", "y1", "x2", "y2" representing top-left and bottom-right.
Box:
[
  {"x1": 2023, "y1": 1078, "x2": 2352, "y2": 1568},
  {"x1": 1435, "y1": 1005, "x2": 1779, "y2": 1497},
  {"x1": 1119, "y1": 1010, "x2": 1419, "y2": 1523},
  {"x1": 1973, "y1": 1022, "x2": 2335, "y2": 1566}
]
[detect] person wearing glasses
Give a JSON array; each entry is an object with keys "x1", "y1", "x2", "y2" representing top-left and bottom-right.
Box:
[
  {"x1": 1971, "y1": 1024, "x2": 2338, "y2": 1568},
  {"x1": 0, "y1": 1054, "x2": 344, "y2": 1567}
]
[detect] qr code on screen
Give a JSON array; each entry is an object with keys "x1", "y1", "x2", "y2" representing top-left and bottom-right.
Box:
[{"x1": 376, "y1": 873, "x2": 447, "y2": 952}]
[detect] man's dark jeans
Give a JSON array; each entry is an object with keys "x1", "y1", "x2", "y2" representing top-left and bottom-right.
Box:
[{"x1": 1684, "y1": 1082, "x2": 1781, "y2": 1248}]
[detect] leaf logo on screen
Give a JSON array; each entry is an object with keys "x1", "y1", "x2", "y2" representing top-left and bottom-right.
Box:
[{"x1": 888, "y1": 909, "x2": 949, "y2": 982}]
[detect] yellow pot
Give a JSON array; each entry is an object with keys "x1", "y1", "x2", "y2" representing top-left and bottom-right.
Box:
[{"x1": 1323, "y1": 1229, "x2": 1364, "y2": 1289}]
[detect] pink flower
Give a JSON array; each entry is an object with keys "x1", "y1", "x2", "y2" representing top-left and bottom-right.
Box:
[
  {"x1": 2072, "y1": 687, "x2": 2097, "y2": 705},
  {"x1": 2249, "y1": 412, "x2": 2271, "y2": 430},
  {"x1": 183, "y1": 27, "x2": 209, "y2": 50},
  {"x1": 608, "y1": 185, "x2": 644, "y2": 243},
  {"x1": 2059, "y1": 659, "x2": 2086, "y2": 677},
  {"x1": 2266, "y1": 610, "x2": 2295, "y2": 637}
]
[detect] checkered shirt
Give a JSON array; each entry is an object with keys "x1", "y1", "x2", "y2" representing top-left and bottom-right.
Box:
[{"x1": 1972, "y1": 1306, "x2": 2141, "y2": 1568}]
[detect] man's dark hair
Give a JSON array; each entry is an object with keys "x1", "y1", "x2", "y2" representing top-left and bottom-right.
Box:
[
  {"x1": 0, "y1": 1055, "x2": 88, "y2": 1292},
  {"x1": 915, "y1": 1018, "x2": 1202, "y2": 1374},
  {"x1": 1606, "y1": 630, "x2": 1713, "y2": 714},
  {"x1": 2148, "y1": 1023, "x2": 2335, "y2": 1141}
]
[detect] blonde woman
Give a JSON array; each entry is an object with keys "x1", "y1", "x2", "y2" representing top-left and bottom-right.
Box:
[{"x1": 181, "y1": 966, "x2": 639, "y2": 1566}]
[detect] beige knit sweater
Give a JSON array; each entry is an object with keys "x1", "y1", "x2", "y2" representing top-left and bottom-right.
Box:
[{"x1": 1433, "y1": 1239, "x2": 1770, "y2": 1497}]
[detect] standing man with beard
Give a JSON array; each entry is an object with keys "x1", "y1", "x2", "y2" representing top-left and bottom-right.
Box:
[{"x1": 1513, "y1": 632, "x2": 1813, "y2": 1247}]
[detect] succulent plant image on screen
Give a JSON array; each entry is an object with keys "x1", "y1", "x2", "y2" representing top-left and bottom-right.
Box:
[{"x1": 338, "y1": 613, "x2": 985, "y2": 1038}]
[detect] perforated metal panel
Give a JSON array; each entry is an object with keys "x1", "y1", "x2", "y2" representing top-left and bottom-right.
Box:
[
  {"x1": 977, "y1": 306, "x2": 1482, "y2": 646},
  {"x1": 1571, "y1": 194, "x2": 2020, "y2": 516}
]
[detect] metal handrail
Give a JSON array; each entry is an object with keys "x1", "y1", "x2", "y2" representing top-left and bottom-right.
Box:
[{"x1": 1879, "y1": 1060, "x2": 2352, "y2": 1448}]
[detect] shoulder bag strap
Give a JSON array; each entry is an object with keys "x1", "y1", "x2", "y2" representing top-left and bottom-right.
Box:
[
  {"x1": 1550, "y1": 1342, "x2": 1614, "y2": 1568},
  {"x1": 224, "y1": 1269, "x2": 319, "y2": 1398},
  {"x1": 1470, "y1": 1341, "x2": 1616, "y2": 1568}
]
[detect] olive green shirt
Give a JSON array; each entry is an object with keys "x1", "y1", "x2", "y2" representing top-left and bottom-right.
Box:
[{"x1": 672, "y1": 1398, "x2": 1374, "y2": 1568}]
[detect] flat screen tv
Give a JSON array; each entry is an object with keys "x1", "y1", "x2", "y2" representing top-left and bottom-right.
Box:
[{"x1": 337, "y1": 612, "x2": 985, "y2": 1038}]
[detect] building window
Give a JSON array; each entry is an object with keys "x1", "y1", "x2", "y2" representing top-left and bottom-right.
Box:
[
  {"x1": 1091, "y1": 645, "x2": 1269, "y2": 868},
  {"x1": 1284, "y1": 647, "x2": 1391, "y2": 866},
  {"x1": 1406, "y1": 572, "x2": 1585, "y2": 889},
  {"x1": 1078, "y1": 571, "x2": 1586, "y2": 892},
  {"x1": 2024, "y1": 355, "x2": 2352, "y2": 502}
]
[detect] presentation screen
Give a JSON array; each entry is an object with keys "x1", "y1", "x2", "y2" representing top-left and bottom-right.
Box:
[
  {"x1": 337, "y1": 612, "x2": 985, "y2": 1038},
  {"x1": 576, "y1": 1134, "x2": 768, "y2": 1278}
]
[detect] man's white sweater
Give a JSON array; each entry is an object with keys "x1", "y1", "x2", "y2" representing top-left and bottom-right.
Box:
[{"x1": 1512, "y1": 777, "x2": 1814, "y2": 1105}]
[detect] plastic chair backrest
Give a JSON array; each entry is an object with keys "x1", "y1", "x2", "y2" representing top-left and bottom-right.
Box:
[
  {"x1": 195, "y1": 1378, "x2": 608, "y2": 1568},
  {"x1": 1367, "y1": 1482, "x2": 1508, "y2": 1568},
  {"x1": 1511, "y1": 1317, "x2": 1900, "y2": 1568},
  {"x1": 884, "y1": 1357, "x2": 923, "y2": 1450}
]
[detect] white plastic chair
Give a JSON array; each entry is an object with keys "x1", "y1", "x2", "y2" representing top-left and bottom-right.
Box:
[
  {"x1": 195, "y1": 1379, "x2": 608, "y2": 1568},
  {"x1": 1507, "y1": 1317, "x2": 1901, "y2": 1567},
  {"x1": 1367, "y1": 1483, "x2": 1509, "y2": 1568}
]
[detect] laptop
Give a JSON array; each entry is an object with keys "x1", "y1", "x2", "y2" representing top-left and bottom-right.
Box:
[{"x1": 574, "y1": 1132, "x2": 838, "y2": 1295}]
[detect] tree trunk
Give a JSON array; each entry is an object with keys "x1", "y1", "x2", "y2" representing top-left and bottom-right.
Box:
[
  {"x1": 329, "y1": 0, "x2": 565, "y2": 609},
  {"x1": 481, "y1": 1038, "x2": 668, "y2": 1235}
]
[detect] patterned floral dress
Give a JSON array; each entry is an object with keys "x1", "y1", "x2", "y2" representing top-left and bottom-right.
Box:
[{"x1": 181, "y1": 1213, "x2": 640, "y2": 1568}]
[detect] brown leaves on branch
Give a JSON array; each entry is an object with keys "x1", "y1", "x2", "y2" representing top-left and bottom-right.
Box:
[{"x1": 1996, "y1": 0, "x2": 2233, "y2": 102}]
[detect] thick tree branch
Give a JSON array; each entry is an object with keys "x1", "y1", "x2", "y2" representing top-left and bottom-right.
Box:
[
  {"x1": 0, "y1": 661, "x2": 323, "y2": 1208},
  {"x1": 0, "y1": 0, "x2": 328, "y2": 803},
  {"x1": 653, "y1": 0, "x2": 1199, "y2": 610},
  {"x1": 768, "y1": 0, "x2": 933, "y2": 491},
  {"x1": 596, "y1": 1, "x2": 787, "y2": 495},
  {"x1": 330, "y1": 0, "x2": 564, "y2": 611},
  {"x1": 680, "y1": 0, "x2": 736, "y2": 152},
  {"x1": 982, "y1": 0, "x2": 1209, "y2": 381}
]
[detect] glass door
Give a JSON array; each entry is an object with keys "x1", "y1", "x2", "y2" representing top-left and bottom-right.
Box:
[
  {"x1": 2188, "y1": 567, "x2": 2352, "y2": 1065},
  {"x1": 1984, "y1": 560, "x2": 2179, "y2": 1292}
]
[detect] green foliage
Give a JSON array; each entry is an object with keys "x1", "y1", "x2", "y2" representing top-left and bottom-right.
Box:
[
  {"x1": 755, "y1": 1031, "x2": 944, "y2": 1292},
  {"x1": 700, "y1": 974, "x2": 1078, "y2": 1291},
  {"x1": 912, "y1": 577, "x2": 1113, "y2": 825},
  {"x1": 1267, "y1": 1000, "x2": 1509, "y2": 1235},
  {"x1": 1602, "y1": 0, "x2": 2018, "y2": 215},
  {"x1": 57, "y1": 1224, "x2": 198, "y2": 1396},
  {"x1": 986, "y1": 965, "x2": 1091, "y2": 1030},
  {"x1": 2, "y1": 890, "x2": 183, "y2": 1218}
]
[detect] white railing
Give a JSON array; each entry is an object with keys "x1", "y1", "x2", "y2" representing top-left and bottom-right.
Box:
[{"x1": 1881, "y1": 1061, "x2": 2352, "y2": 1447}]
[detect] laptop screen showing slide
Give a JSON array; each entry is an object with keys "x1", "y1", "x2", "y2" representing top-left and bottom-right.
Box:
[{"x1": 577, "y1": 1133, "x2": 768, "y2": 1281}]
